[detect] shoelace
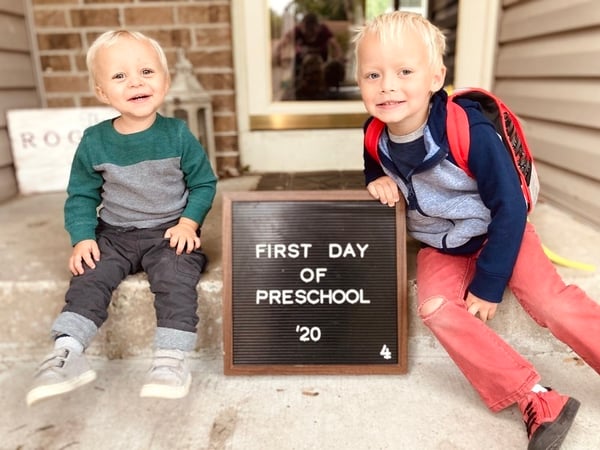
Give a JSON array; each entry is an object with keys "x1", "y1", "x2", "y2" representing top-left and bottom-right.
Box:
[{"x1": 523, "y1": 401, "x2": 538, "y2": 437}]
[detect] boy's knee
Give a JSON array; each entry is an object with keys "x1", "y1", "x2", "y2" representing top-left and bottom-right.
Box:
[{"x1": 418, "y1": 296, "x2": 445, "y2": 318}]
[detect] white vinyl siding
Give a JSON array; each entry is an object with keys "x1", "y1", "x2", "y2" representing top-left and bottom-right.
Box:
[
  {"x1": 0, "y1": 0, "x2": 40, "y2": 202},
  {"x1": 495, "y1": 0, "x2": 600, "y2": 226}
]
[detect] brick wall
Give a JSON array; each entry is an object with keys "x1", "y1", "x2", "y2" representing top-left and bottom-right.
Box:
[{"x1": 31, "y1": 0, "x2": 239, "y2": 176}]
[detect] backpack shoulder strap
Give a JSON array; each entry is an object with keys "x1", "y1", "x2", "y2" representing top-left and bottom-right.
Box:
[
  {"x1": 366, "y1": 101, "x2": 474, "y2": 178},
  {"x1": 446, "y1": 94, "x2": 473, "y2": 177},
  {"x1": 364, "y1": 117, "x2": 386, "y2": 164}
]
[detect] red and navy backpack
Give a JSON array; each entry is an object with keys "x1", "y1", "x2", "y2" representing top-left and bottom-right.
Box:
[{"x1": 364, "y1": 87, "x2": 539, "y2": 212}]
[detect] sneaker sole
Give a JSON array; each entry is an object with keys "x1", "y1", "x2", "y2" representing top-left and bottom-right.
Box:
[
  {"x1": 26, "y1": 370, "x2": 97, "y2": 406},
  {"x1": 528, "y1": 397, "x2": 581, "y2": 450},
  {"x1": 139, "y1": 374, "x2": 191, "y2": 399}
]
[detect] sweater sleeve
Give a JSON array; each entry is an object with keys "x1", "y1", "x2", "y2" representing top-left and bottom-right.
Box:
[
  {"x1": 178, "y1": 123, "x2": 217, "y2": 225},
  {"x1": 64, "y1": 131, "x2": 104, "y2": 245},
  {"x1": 464, "y1": 113, "x2": 527, "y2": 302}
]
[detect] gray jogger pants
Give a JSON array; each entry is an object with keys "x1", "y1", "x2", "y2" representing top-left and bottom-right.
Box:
[{"x1": 53, "y1": 219, "x2": 207, "y2": 350}]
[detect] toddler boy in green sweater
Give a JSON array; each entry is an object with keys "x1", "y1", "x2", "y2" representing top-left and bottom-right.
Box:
[{"x1": 26, "y1": 30, "x2": 217, "y2": 405}]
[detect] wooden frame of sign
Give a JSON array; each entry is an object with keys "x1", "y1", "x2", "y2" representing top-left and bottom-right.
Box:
[{"x1": 222, "y1": 190, "x2": 407, "y2": 375}]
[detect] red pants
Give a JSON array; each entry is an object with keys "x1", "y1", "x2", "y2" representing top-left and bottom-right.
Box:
[{"x1": 416, "y1": 222, "x2": 600, "y2": 411}]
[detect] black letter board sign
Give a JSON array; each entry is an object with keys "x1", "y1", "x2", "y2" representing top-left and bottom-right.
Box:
[{"x1": 222, "y1": 190, "x2": 407, "y2": 375}]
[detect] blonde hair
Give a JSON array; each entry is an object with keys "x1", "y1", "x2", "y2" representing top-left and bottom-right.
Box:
[
  {"x1": 353, "y1": 11, "x2": 446, "y2": 75},
  {"x1": 86, "y1": 30, "x2": 170, "y2": 91}
]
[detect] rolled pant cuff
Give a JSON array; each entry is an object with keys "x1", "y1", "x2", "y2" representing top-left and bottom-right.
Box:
[
  {"x1": 154, "y1": 327, "x2": 197, "y2": 352},
  {"x1": 51, "y1": 311, "x2": 98, "y2": 349}
]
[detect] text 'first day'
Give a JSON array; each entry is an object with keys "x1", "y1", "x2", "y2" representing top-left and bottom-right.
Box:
[{"x1": 255, "y1": 243, "x2": 370, "y2": 259}]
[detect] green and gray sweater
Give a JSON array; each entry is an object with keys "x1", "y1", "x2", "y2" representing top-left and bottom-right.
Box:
[{"x1": 65, "y1": 114, "x2": 217, "y2": 246}]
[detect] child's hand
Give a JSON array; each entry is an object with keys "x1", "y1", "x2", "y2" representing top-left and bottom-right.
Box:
[
  {"x1": 465, "y1": 292, "x2": 498, "y2": 323},
  {"x1": 164, "y1": 218, "x2": 201, "y2": 255},
  {"x1": 69, "y1": 239, "x2": 101, "y2": 276},
  {"x1": 367, "y1": 176, "x2": 400, "y2": 207}
]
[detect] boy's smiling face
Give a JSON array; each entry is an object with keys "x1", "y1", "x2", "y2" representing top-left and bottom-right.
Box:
[
  {"x1": 93, "y1": 35, "x2": 170, "y2": 130},
  {"x1": 356, "y1": 29, "x2": 445, "y2": 136}
]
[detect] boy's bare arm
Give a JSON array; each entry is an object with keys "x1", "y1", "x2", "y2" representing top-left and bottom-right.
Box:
[
  {"x1": 164, "y1": 217, "x2": 201, "y2": 255},
  {"x1": 367, "y1": 175, "x2": 400, "y2": 207}
]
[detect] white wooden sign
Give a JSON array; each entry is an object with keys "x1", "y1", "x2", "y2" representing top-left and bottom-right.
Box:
[{"x1": 7, "y1": 107, "x2": 118, "y2": 194}]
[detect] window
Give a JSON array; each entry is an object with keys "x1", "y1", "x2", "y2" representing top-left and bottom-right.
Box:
[
  {"x1": 269, "y1": 0, "x2": 427, "y2": 103},
  {"x1": 234, "y1": 0, "x2": 428, "y2": 132}
]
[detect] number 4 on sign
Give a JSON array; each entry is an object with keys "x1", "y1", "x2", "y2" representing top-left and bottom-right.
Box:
[{"x1": 379, "y1": 344, "x2": 392, "y2": 360}]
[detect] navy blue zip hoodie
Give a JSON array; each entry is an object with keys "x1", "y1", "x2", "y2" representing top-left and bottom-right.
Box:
[{"x1": 363, "y1": 88, "x2": 527, "y2": 303}]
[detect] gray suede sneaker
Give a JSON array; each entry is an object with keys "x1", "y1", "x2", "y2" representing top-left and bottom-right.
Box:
[
  {"x1": 139, "y1": 349, "x2": 191, "y2": 399},
  {"x1": 26, "y1": 347, "x2": 97, "y2": 406}
]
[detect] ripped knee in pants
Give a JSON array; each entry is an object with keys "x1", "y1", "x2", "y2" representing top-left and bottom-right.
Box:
[{"x1": 418, "y1": 296, "x2": 445, "y2": 318}]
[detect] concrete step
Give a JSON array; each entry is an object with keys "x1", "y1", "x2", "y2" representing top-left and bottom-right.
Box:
[
  {"x1": 1, "y1": 177, "x2": 599, "y2": 362},
  {"x1": 2, "y1": 353, "x2": 600, "y2": 450}
]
